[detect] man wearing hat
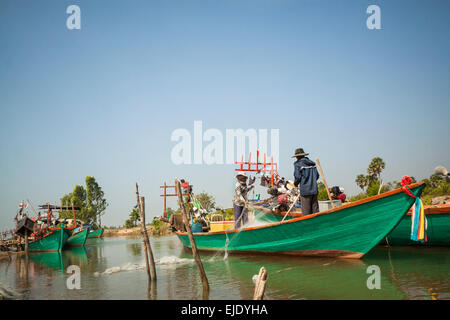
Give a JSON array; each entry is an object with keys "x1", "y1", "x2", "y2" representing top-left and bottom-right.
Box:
[
  {"x1": 292, "y1": 148, "x2": 320, "y2": 215},
  {"x1": 233, "y1": 172, "x2": 254, "y2": 228}
]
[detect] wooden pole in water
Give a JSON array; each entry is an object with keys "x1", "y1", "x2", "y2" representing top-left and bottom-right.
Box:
[
  {"x1": 316, "y1": 158, "x2": 336, "y2": 209},
  {"x1": 24, "y1": 230, "x2": 28, "y2": 254},
  {"x1": 140, "y1": 196, "x2": 157, "y2": 281},
  {"x1": 136, "y1": 183, "x2": 152, "y2": 282},
  {"x1": 253, "y1": 266, "x2": 268, "y2": 300},
  {"x1": 175, "y1": 179, "x2": 210, "y2": 297}
]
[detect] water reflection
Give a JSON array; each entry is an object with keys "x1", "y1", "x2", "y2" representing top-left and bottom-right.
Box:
[
  {"x1": 127, "y1": 243, "x2": 142, "y2": 257},
  {"x1": 0, "y1": 236, "x2": 448, "y2": 300}
]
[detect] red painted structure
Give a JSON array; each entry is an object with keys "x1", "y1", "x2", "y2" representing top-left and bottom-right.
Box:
[
  {"x1": 160, "y1": 182, "x2": 192, "y2": 218},
  {"x1": 235, "y1": 150, "x2": 279, "y2": 186}
]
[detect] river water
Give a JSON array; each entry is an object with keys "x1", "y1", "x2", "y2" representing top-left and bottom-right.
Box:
[{"x1": 0, "y1": 236, "x2": 449, "y2": 300}]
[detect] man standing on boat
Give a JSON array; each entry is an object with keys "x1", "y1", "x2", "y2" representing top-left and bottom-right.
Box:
[
  {"x1": 233, "y1": 172, "x2": 254, "y2": 229},
  {"x1": 293, "y1": 148, "x2": 320, "y2": 215}
]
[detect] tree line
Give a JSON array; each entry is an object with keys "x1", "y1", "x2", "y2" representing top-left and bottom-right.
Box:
[
  {"x1": 351, "y1": 157, "x2": 449, "y2": 204},
  {"x1": 59, "y1": 176, "x2": 108, "y2": 227}
]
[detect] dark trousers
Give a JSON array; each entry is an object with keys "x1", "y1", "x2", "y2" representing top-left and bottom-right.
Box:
[
  {"x1": 233, "y1": 204, "x2": 248, "y2": 228},
  {"x1": 300, "y1": 194, "x2": 319, "y2": 216}
]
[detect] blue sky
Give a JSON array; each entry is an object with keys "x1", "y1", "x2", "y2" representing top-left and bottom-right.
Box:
[{"x1": 1, "y1": 0, "x2": 449, "y2": 229}]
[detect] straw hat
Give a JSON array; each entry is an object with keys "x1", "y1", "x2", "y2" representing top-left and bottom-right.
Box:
[
  {"x1": 292, "y1": 148, "x2": 309, "y2": 158},
  {"x1": 236, "y1": 171, "x2": 248, "y2": 179}
]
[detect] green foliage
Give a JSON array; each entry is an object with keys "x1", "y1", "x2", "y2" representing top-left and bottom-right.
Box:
[
  {"x1": 86, "y1": 176, "x2": 108, "y2": 226},
  {"x1": 366, "y1": 180, "x2": 390, "y2": 197},
  {"x1": 223, "y1": 208, "x2": 234, "y2": 221},
  {"x1": 422, "y1": 175, "x2": 450, "y2": 197},
  {"x1": 166, "y1": 207, "x2": 175, "y2": 218},
  {"x1": 60, "y1": 185, "x2": 90, "y2": 222},
  {"x1": 354, "y1": 157, "x2": 386, "y2": 194},
  {"x1": 60, "y1": 177, "x2": 108, "y2": 226},
  {"x1": 208, "y1": 208, "x2": 234, "y2": 221},
  {"x1": 351, "y1": 157, "x2": 449, "y2": 202},
  {"x1": 355, "y1": 174, "x2": 370, "y2": 191},
  {"x1": 422, "y1": 195, "x2": 432, "y2": 205},
  {"x1": 128, "y1": 207, "x2": 140, "y2": 226},
  {"x1": 317, "y1": 182, "x2": 329, "y2": 201},
  {"x1": 152, "y1": 218, "x2": 164, "y2": 231},
  {"x1": 124, "y1": 219, "x2": 135, "y2": 229},
  {"x1": 367, "y1": 157, "x2": 386, "y2": 183},
  {"x1": 194, "y1": 192, "x2": 216, "y2": 211}
]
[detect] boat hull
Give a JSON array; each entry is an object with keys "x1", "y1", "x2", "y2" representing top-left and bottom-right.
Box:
[
  {"x1": 87, "y1": 228, "x2": 104, "y2": 239},
  {"x1": 28, "y1": 227, "x2": 70, "y2": 252},
  {"x1": 176, "y1": 183, "x2": 425, "y2": 259},
  {"x1": 386, "y1": 204, "x2": 450, "y2": 246},
  {"x1": 66, "y1": 228, "x2": 89, "y2": 247}
]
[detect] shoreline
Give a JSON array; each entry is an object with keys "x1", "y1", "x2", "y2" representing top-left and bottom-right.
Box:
[{"x1": 104, "y1": 224, "x2": 173, "y2": 237}]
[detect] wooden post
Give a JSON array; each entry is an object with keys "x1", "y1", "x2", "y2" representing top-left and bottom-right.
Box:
[
  {"x1": 163, "y1": 182, "x2": 167, "y2": 218},
  {"x1": 253, "y1": 267, "x2": 268, "y2": 300},
  {"x1": 24, "y1": 230, "x2": 28, "y2": 254},
  {"x1": 316, "y1": 158, "x2": 336, "y2": 209},
  {"x1": 175, "y1": 179, "x2": 209, "y2": 296},
  {"x1": 136, "y1": 184, "x2": 152, "y2": 282},
  {"x1": 140, "y1": 196, "x2": 157, "y2": 281}
]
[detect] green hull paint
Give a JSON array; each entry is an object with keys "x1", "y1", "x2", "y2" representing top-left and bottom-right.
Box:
[
  {"x1": 386, "y1": 211, "x2": 450, "y2": 246},
  {"x1": 253, "y1": 209, "x2": 295, "y2": 223},
  {"x1": 29, "y1": 252, "x2": 64, "y2": 270},
  {"x1": 28, "y1": 227, "x2": 70, "y2": 252},
  {"x1": 177, "y1": 184, "x2": 425, "y2": 258},
  {"x1": 87, "y1": 228, "x2": 104, "y2": 239},
  {"x1": 66, "y1": 228, "x2": 89, "y2": 247},
  {"x1": 255, "y1": 198, "x2": 450, "y2": 247}
]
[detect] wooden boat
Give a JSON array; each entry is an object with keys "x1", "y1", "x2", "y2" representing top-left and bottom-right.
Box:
[
  {"x1": 87, "y1": 228, "x2": 104, "y2": 239},
  {"x1": 28, "y1": 224, "x2": 71, "y2": 252},
  {"x1": 176, "y1": 182, "x2": 425, "y2": 259},
  {"x1": 255, "y1": 196, "x2": 450, "y2": 247},
  {"x1": 66, "y1": 227, "x2": 89, "y2": 247},
  {"x1": 385, "y1": 204, "x2": 450, "y2": 246}
]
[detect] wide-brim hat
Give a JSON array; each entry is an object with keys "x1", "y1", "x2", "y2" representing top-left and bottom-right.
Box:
[
  {"x1": 292, "y1": 148, "x2": 309, "y2": 158},
  {"x1": 236, "y1": 171, "x2": 248, "y2": 179}
]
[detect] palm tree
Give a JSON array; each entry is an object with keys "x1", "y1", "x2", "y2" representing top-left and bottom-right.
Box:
[
  {"x1": 355, "y1": 174, "x2": 369, "y2": 191},
  {"x1": 367, "y1": 157, "x2": 386, "y2": 184}
]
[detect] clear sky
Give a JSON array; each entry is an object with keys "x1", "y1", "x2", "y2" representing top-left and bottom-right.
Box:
[{"x1": 1, "y1": 0, "x2": 449, "y2": 230}]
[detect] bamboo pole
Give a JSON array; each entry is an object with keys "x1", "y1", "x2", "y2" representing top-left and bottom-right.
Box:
[
  {"x1": 316, "y1": 158, "x2": 336, "y2": 209},
  {"x1": 140, "y1": 196, "x2": 157, "y2": 281},
  {"x1": 136, "y1": 184, "x2": 152, "y2": 282},
  {"x1": 175, "y1": 179, "x2": 210, "y2": 297},
  {"x1": 253, "y1": 267, "x2": 268, "y2": 300}
]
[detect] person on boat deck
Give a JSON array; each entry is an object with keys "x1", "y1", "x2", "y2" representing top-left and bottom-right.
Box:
[
  {"x1": 233, "y1": 172, "x2": 254, "y2": 229},
  {"x1": 293, "y1": 148, "x2": 320, "y2": 215},
  {"x1": 330, "y1": 186, "x2": 347, "y2": 203}
]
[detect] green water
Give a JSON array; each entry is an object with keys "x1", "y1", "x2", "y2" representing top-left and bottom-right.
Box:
[{"x1": 0, "y1": 236, "x2": 448, "y2": 300}]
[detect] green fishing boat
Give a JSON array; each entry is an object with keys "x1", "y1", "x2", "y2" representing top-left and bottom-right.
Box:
[
  {"x1": 176, "y1": 182, "x2": 425, "y2": 259},
  {"x1": 385, "y1": 204, "x2": 450, "y2": 246},
  {"x1": 66, "y1": 228, "x2": 89, "y2": 247},
  {"x1": 87, "y1": 228, "x2": 104, "y2": 239},
  {"x1": 254, "y1": 197, "x2": 450, "y2": 247},
  {"x1": 28, "y1": 224, "x2": 70, "y2": 252}
]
